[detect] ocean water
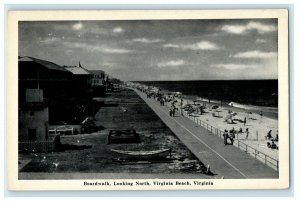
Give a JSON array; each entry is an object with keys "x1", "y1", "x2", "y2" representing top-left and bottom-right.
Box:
[{"x1": 135, "y1": 80, "x2": 278, "y2": 107}]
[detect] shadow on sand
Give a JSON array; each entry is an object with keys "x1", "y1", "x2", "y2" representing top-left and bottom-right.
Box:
[{"x1": 54, "y1": 143, "x2": 92, "y2": 152}]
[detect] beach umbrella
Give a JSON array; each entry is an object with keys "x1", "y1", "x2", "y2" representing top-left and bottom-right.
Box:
[{"x1": 212, "y1": 105, "x2": 219, "y2": 109}]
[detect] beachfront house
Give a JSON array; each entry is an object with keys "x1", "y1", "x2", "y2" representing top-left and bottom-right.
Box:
[
  {"x1": 18, "y1": 56, "x2": 77, "y2": 124},
  {"x1": 89, "y1": 70, "x2": 106, "y2": 86},
  {"x1": 18, "y1": 56, "x2": 73, "y2": 103},
  {"x1": 89, "y1": 70, "x2": 107, "y2": 96}
]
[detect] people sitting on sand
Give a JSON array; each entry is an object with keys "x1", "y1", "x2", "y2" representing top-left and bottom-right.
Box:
[
  {"x1": 223, "y1": 130, "x2": 229, "y2": 145},
  {"x1": 267, "y1": 140, "x2": 278, "y2": 149},
  {"x1": 239, "y1": 128, "x2": 243, "y2": 133}
]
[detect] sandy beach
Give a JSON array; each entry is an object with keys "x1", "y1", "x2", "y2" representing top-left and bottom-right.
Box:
[{"x1": 168, "y1": 96, "x2": 279, "y2": 160}]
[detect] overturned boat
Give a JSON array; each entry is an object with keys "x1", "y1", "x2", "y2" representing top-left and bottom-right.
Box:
[{"x1": 111, "y1": 148, "x2": 172, "y2": 160}]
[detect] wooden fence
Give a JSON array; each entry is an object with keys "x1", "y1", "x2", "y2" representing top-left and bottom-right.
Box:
[{"x1": 19, "y1": 135, "x2": 60, "y2": 153}]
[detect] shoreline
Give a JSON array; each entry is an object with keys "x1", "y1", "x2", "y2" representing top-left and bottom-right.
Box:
[
  {"x1": 143, "y1": 86, "x2": 278, "y2": 120},
  {"x1": 179, "y1": 95, "x2": 278, "y2": 120}
]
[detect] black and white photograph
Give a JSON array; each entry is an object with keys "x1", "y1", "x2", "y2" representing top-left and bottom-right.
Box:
[{"x1": 7, "y1": 10, "x2": 289, "y2": 190}]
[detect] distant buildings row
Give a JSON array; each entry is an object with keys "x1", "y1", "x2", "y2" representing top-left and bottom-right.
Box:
[{"x1": 18, "y1": 56, "x2": 119, "y2": 146}]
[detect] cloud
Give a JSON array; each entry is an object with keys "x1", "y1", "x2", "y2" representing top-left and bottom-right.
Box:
[
  {"x1": 113, "y1": 27, "x2": 124, "y2": 33},
  {"x1": 130, "y1": 38, "x2": 163, "y2": 43},
  {"x1": 63, "y1": 41, "x2": 134, "y2": 54},
  {"x1": 212, "y1": 63, "x2": 257, "y2": 70},
  {"x1": 100, "y1": 48, "x2": 133, "y2": 54},
  {"x1": 233, "y1": 51, "x2": 277, "y2": 59},
  {"x1": 255, "y1": 39, "x2": 267, "y2": 44},
  {"x1": 163, "y1": 44, "x2": 180, "y2": 48},
  {"x1": 184, "y1": 41, "x2": 220, "y2": 50},
  {"x1": 72, "y1": 22, "x2": 83, "y2": 30},
  {"x1": 247, "y1": 22, "x2": 277, "y2": 33},
  {"x1": 163, "y1": 40, "x2": 220, "y2": 51},
  {"x1": 39, "y1": 37, "x2": 60, "y2": 44},
  {"x1": 221, "y1": 25, "x2": 247, "y2": 35},
  {"x1": 157, "y1": 60, "x2": 186, "y2": 67},
  {"x1": 221, "y1": 21, "x2": 277, "y2": 35}
]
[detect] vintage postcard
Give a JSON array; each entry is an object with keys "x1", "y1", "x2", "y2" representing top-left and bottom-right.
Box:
[{"x1": 7, "y1": 9, "x2": 289, "y2": 190}]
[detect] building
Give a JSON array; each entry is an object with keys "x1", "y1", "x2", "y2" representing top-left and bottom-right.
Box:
[
  {"x1": 19, "y1": 89, "x2": 49, "y2": 142},
  {"x1": 89, "y1": 70, "x2": 107, "y2": 96},
  {"x1": 89, "y1": 70, "x2": 106, "y2": 86},
  {"x1": 18, "y1": 56, "x2": 73, "y2": 104},
  {"x1": 64, "y1": 64, "x2": 93, "y2": 94},
  {"x1": 19, "y1": 56, "x2": 79, "y2": 124},
  {"x1": 106, "y1": 77, "x2": 122, "y2": 92}
]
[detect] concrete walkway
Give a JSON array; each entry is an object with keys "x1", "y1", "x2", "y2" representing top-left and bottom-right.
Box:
[{"x1": 135, "y1": 89, "x2": 278, "y2": 179}]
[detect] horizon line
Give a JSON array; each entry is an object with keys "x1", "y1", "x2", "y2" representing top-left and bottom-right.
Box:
[{"x1": 129, "y1": 79, "x2": 278, "y2": 82}]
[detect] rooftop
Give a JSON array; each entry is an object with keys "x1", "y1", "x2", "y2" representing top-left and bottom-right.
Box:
[
  {"x1": 19, "y1": 56, "x2": 69, "y2": 72},
  {"x1": 64, "y1": 66, "x2": 90, "y2": 75},
  {"x1": 89, "y1": 70, "x2": 105, "y2": 75}
]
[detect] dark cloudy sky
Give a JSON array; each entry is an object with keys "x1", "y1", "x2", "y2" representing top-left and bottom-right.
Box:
[{"x1": 19, "y1": 19, "x2": 278, "y2": 81}]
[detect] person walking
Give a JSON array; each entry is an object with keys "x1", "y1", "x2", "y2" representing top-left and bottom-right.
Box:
[
  {"x1": 245, "y1": 128, "x2": 249, "y2": 140},
  {"x1": 228, "y1": 128, "x2": 235, "y2": 145},
  {"x1": 244, "y1": 117, "x2": 247, "y2": 126},
  {"x1": 172, "y1": 106, "x2": 176, "y2": 117},
  {"x1": 223, "y1": 130, "x2": 229, "y2": 145},
  {"x1": 266, "y1": 130, "x2": 272, "y2": 140}
]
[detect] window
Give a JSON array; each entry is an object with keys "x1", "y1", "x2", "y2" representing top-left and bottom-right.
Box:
[{"x1": 28, "y1": 128, "x2": 37, "y2": 141}]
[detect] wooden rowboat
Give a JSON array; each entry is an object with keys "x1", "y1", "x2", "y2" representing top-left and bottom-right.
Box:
[{"x1": 111, "y1": 148, "x2": 171, "y2": 159}]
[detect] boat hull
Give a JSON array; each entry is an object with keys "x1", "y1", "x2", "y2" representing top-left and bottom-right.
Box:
[{"x1": 111, "y1": 148, "x2": 171, "y2": 160}]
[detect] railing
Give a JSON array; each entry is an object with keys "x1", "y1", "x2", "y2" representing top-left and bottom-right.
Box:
[{"x1": 182, "y1": 110, "x2": 279, "y2": 171}]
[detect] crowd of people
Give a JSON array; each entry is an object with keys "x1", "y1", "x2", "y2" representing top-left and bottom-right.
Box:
[
  {"x1": 136, "y1": 84, "x2": 279, "y2": 150},
  {"x1": 139, "y1": 86, "x2": 180, "y2": 118}
]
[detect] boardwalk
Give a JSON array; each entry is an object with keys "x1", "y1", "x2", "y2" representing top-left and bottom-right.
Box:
[{"x1": 135, "y1": 89, "x2": 278, "y2": 179}]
